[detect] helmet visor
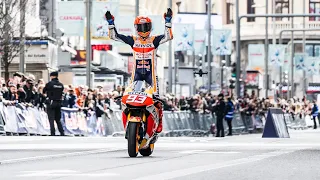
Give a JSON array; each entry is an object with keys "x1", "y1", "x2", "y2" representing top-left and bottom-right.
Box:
[{"x1": 136, "y1": 23, "x2": 152, "y2": 33}]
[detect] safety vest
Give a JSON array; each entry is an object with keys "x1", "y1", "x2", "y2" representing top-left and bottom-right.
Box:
[
  {"x1": 312, "y1": 104, "x2": 319, "y2": 117},
  {"x1": 225, "y1": 101, "x2": 234, "y2": 119}
]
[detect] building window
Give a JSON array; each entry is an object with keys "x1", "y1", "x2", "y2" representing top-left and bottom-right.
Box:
[
  {"x1": 226, "y1": 2, "x2": 234, "y2": 24},
  {"x1": 275, "y1": 0, "x2": 290, "y2": 21},
  {"x1": 247, "y1": 0, "x2": 255, "y2": 22},
  {"x1": 309, "y1": 0, "x2": 320, "y2": 21}
]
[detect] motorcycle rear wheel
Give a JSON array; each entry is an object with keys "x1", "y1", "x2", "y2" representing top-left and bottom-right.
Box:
[
  {"x1": 139, "y1": 144, "x2": 154, "y2": 156},
  {"x1": 127, "y1": 122, "x2": 139, "y2": 157}
]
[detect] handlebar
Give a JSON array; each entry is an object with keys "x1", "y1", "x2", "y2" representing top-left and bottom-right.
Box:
[
  {"x1": 114, "y1": 96, "x2": 122, "y2": 101},
  {"x1": 153, "y1": 95, "x2": 165, "y2": 104}
]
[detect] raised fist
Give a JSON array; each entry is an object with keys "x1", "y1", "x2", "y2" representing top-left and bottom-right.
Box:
[
  {"x1": 105, "y1": 11, "x2": 114, "y2": 25},
  {"x1": 163, "y1": 8, "x2": 172, "y2": 23}
]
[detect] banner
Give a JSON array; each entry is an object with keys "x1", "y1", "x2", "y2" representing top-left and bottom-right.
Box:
[
  {"x1": 294, "y1": 53, "x2": 307, "y2": 71},
  {"x1": 173, "y1": 23, "x2": 195, "y2": 52},
  {"x1": 57, "y1": 1, "x2": 85, "y2": 36},
  {"x1": 2, "y1": 105, "x2": 18, "y2": 133},
  {"x1": 268, "y1": 44, "x2": 286, "y2": 66},
  {"x1": 194, "y1": 30, "x2": 206, "y2": 55},
  {"x1": 90, "y1": 0, "x2": 119, "y2": 40},
  {"x1": 248, "y1": 44, "x2": 265, "y2": 70},
  {"x1": 61, "y1": 108, "x2": 87, "y2": 135},
  {"x1": 212, "y1": 29, "x2": 232, "y2": 55},
  {"x1": 305, "y1": 56, "x2": 320, "y2": 74}
]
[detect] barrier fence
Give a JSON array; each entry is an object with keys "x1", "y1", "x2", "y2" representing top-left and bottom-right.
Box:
[{"x1": 0, "y1": 102, "x2": 316, "y2": 137}]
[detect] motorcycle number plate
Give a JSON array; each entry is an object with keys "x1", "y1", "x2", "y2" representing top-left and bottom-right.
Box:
[{"x1": 126, "y1": 94, "x2": 147, "y2": 104}]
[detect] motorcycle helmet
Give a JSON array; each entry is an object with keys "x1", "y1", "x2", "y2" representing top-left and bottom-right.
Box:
[{"x1": 134, "y1": 16, "x2": 152, "y2": 38}]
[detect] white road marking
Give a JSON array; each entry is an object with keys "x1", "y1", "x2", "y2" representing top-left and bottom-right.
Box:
[
  {"x1": 156, "y1": 143, "x2": 317, "y2": 149},
  {"x1": 133, "y1": 149, "x2": 298, "y2": 180},
  {"x1": 0, "y1": 148, "x2": 125, "y2": 165},
  {"x1": 17, "y1": 170, "x2": 119, "y2": 177},
  {"x1": 178, "y1": 150, "x2": 240, "y2": 154},
  {"x1": 0, "y1": 143, "x2": 126, "y2": 150},
  {"x1": 0, "y1": 137, "x2": 59, "y2": 142}
]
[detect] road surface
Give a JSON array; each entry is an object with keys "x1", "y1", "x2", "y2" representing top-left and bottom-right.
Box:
[{"x1": 0, "y1": 130, "x2": 320, "y2": 180}]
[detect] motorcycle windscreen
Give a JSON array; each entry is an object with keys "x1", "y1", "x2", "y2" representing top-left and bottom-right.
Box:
[{"x1": 132, "y1": 80, "x2": 152, "y2": 92}]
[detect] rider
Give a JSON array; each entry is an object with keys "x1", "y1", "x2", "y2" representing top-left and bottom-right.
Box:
[{"x1": 105, "y1": 8, "x2": 173, "y2": 133}]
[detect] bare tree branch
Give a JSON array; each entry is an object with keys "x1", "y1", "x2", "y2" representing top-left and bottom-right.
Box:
[{"x1": 0, "y1": 0, "x2": 38, "y2": 79}]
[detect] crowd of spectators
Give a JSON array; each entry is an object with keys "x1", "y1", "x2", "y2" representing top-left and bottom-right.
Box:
[
  {"x1": 0, "y1": 72, "x2": 126, "y2": 120},
  {"x1": 0, "y1": 72, "x2": 318, "y2": 122},
  {"x1": 162, "y1": 89, "x2": 318, "y2": 119}
]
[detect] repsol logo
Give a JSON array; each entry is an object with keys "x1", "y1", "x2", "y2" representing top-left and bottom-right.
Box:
[{"x1": 134, "y1": 44, "x2": 153, "y2": 48}]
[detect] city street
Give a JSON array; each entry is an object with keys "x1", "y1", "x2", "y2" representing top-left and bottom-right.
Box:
[{"x1": 1, "y1": 130, "x2": 320, "y2": 180}]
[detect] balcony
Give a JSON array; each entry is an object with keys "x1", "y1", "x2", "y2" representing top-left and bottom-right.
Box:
[{"x1": 223, "y1": 21, "x2": 320, "y2": 42}]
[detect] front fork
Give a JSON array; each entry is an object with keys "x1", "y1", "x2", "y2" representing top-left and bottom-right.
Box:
[
  {"x1": 123, "y1": 111, "x2": 145, "y2": 142},
  {"x1": 125, "y1": 123, "x2": 144, "y2": 142}
]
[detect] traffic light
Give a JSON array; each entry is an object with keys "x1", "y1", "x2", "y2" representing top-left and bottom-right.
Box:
[
  {"x1": 229, "y1": 78, "x2": 236, "y2": 89},
  {"x1": 283, "y1": 71, "x2": 289, "y2": 84},
  {"x1": 231, "y1": 62, "x2": 236, "y2": 78},
  {"x1": 194, "y1": 69, "x2": 208, "y2": 77}
]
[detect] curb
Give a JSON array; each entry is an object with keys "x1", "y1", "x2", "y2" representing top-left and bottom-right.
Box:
[{"x1": 0, "y1": 148, "x2": 126, "y2": 165}]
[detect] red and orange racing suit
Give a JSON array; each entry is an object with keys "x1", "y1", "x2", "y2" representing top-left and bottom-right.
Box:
[{"x1": 108, "y1": 23, "x2": 173, "y2": 95}]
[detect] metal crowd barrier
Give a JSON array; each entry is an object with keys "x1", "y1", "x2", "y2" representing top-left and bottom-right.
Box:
[
  {"x1": 283, "y1": 113, "x2": 318, "y2": 130},
  {"x1": 1, "y1": 102, "x2": 315, "y2": 137},
  {"x1": 102, "y1": 110, "x2": 266, "y2": 137},
  {"x1": 0, "y1": 102, "x2": 104, "y2": 136}
]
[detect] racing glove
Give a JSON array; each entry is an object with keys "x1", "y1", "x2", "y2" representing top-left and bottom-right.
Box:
[
  {"x1": 105, "y1": 11, "x2": 114, "y2": 25},
  {"x1": 164, "y1": 8, "x2": 172, "y2": 23}
]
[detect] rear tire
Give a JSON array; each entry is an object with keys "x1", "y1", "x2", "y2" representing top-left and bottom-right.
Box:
[
  {"x1": 139, "y1": 144, "x2": 154, "y2": 156},
  {"x1": 127, "y1": 122, "x2": 139, "y2": 157}
]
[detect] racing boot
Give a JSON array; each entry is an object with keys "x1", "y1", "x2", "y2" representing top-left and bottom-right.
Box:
[{"x1": 155, "y1": 102, "x2": 163, "y2": 133}]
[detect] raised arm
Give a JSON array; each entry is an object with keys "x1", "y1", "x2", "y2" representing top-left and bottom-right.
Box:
[
  {"x1": 105, "y1": 11, "x2": 134, "y2": 47},
  {"x1": 153, "y1": 8, "x2": 173, "y2": 49}
]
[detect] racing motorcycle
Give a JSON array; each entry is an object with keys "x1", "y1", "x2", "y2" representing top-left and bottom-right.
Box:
[{"x1": 116, "y1": 80, "x2": 163, "y2": 157}]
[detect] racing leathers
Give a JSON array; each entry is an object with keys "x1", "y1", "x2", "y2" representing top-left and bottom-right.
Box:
[{"x1": 108, "y1": 18, "x2": 173, "y2": 133}]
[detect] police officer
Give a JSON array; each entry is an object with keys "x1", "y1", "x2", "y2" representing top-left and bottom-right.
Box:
[
  {"x1": 215, "y1": 93, "x2": 226, "y2": 137},
  {"x1": 225, "y1": 97, "x2": 234, "y2": 136},
  {"x1": 43, "y1": 72, "x2": 65, "y2": 136},
  {"x1": 311, "y1": 100, "x2": 319, "y2": 129}
]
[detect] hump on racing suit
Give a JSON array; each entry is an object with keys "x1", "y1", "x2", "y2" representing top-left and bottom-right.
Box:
[{"x1": 108, "y1": 21, "x2": 173, "y2": 95}]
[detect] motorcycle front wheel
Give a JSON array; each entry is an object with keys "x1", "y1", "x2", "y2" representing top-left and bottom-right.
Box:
[{"x1": 127, "y1": 122, "x2": 139, "y2": 157}]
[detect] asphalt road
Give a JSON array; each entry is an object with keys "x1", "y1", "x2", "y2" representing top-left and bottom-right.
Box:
[{"x1": 0, "y1": 130, "x2": 320, "y2": 180}]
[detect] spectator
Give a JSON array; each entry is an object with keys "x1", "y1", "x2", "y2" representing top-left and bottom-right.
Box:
[{"x1": 23, "y1": 79, "x2": 36, "y2": 104}]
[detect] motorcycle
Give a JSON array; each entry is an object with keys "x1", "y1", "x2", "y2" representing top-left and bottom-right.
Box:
[{"x1": 116, "y1": 80, "x2": 164, "y2": 157}]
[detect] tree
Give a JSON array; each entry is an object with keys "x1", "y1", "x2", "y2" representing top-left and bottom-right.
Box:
[{"x1": 0, "y1": 0, "x2": 36, "y2": 81}]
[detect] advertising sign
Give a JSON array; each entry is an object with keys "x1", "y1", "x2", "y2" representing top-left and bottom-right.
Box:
[
  {"x1": 305, "y1": 57, "x2": 319, "y2": 74},
  {"x1": 173, "y1": 23, "x2": 194, "y2": 52},
  {"x1": 245, "y1": 71, "x2": 260, "y2": 88},
  {"x1": 57, "y1": 1, "x2": 85, "y2": 36},
  {"x1": 294, "y1": 53, "x2": 307, "y2": 70},
  {"x1": 194, "y1": 29, "x2": 206, "y2": 55},
  {"x1": 212, "y1": 29, "x2": 232, "y2": 55},
  {"x1": 248, "y1": 44, "x2": 265, "y2": 70},
  {"x1": 268, "y1": 44, "x2": 286, "y2": 66},
  {"x1": 262, "y1": 108, "x2": 290, "y2": 138},
  {"x1": 91, "y1": 0, "x2": 119, "y2": 40}
]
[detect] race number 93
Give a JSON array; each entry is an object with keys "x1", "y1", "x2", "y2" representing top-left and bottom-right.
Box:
[{"x1": 126, "y1": 94, "x2": 147, "y2": 104}]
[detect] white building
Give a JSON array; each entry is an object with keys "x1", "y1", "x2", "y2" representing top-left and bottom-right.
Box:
[
  {"x1": 1, "y1": 0, "x2": 52, "y2": 80},
  {"x1": 166, "y1": 0, "x2": 320, "y2": 98}
]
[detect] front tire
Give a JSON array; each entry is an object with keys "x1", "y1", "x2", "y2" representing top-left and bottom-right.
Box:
[
  {"x1": 127, "y1": 122, "x2": 139, "y2": 157},
  {"x1": 139, "y1": 144, "x2": 154, "y2": 156}
]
